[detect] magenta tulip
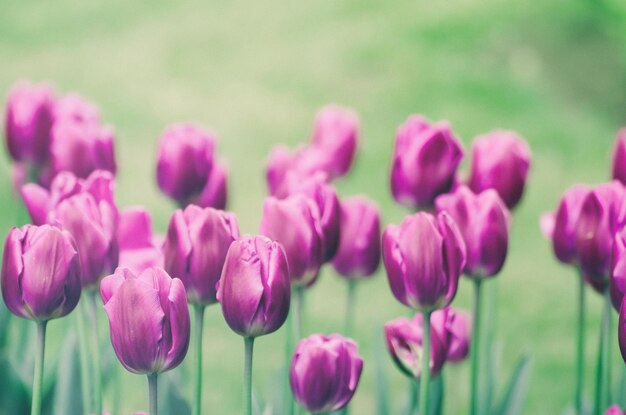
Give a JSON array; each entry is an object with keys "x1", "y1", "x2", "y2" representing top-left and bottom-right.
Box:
[
  {"x1": 619, "y1": 299, "x2": 626, "y2": 364},
  {"x1": 310, "y1": 105, "x2": 359, "y2": 178},
  {"x1": 118, "y1": 207, "x2": 163, "y2": 274},
  {"x1": 549, "y1": 185, "x2": 590, "y2": 265},
  {"x1": 266, "y1": 145, "x2": 331, "y2": 197},
  {"x1": 612, "y1": 128, "x2": 626, "y2": 185},
  {"x1": 605, "y1": 405, "x2": 625, "y2": 415},
  {"x1": 443, "y1": 309, "x2": 471, "y2": 363},
  {"x1": 53, "y1": 93, "x2": 100, "y2": 125}
]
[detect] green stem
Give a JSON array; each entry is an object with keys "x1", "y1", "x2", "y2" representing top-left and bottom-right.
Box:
[
  {"x1": 419, "y1": 310, "x2": 432, "y2": 415},
  {"x1": 345, "y1": 280, "x2": 357, "y2": 337},
  {"x1": 295, "y1": 286, "x2": 304, "y2": 341},
  {"x1": 408, "y1": 379, "x2": 419, "y2": 415},
  {"x1": 594, "y1": 287, "x2": 611, "y2": 415},
  {"x1": 194, "y1": 304, "x2": 205, "y2": 415},
  {"x1": 575, "y1": 274, "x2": 586, "y2": 415},
  {"x1": 469, "y1": 279, "x2": 483, "y2": 415},
  {"x1": 604, "y1": 288, "x2": 613, "y2": 408},
  {"x1": 244, "y1": 337, "x2": 255, "y2": 415},
  {"x1": 148, "y1": 373, "x2": 158, "y2": 415},
  {"x1": 88, "y1": 291, "x2": 103, "y2": 415},
  {"x1": 31, "y1": 321, "x2": 47, "y2": 415},
  {"x1": 77, "y1": 298, "x2": 93, "y2": 415}
]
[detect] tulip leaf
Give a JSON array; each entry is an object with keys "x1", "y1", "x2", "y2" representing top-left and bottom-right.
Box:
[
  {"x1": 52, "y1": 333, "x2": 83, "y2": 415},
  {"x1": 0, "y1": 355, "x2": 30, "y2": 414},
  {"x1": 615, "y1": 364, "x2": 626, "y2": 408},
  {"x1": 429, "y1": 373, "x2": 444, "y2": 415},
  {"x1": 372, "y1": 324, "x2": 390, "y2": 415},
  {"x1": 0, "y1": 302, "x2": 11, "y2": 351},
  {"x1": 159, "y1": 369, "x2": 191, "y2": 415},
  {"x1": 493, "y1": 353, "x2": 532, "y2": 415},
  {"x1": 7, "y1": 317, "x2": 35, "y2": 388}
]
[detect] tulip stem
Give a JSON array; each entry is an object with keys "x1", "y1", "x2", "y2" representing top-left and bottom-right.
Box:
[
  {"x1": 295, "y1": 286, "x2": 304, "y2": 341},
  {"x1": 31, "y1": 321, "x2": 46, "y2": 415},
  {"x1": 194, "y1": 304, "x2": 205, "y2": 415},
  {"x1": 408, "y1": 379, "x2": 419, "y2": 415},
  {"x1": 419, "y1": 310, "x2": 432, "y2": 415},
  {"x1": 88, "y1": 291, "x2": 103, "y2": 415},
  {"x1": 148, "y1": 373, "x2": 158, "y2": 415},
  {"x1": 575, "y1": 274, "x2": 585, "y2": 415},
  {"x1": 244, "y1": 337, "x2": 255, "y2": 415},
  {"x1": 469, "y1": 279, "x2": 483, "y2": 415},
  {"x1": 345, "y1": 280, "x2": 357, "y2": 337},
  {"x1": 594, "y1": 288, "x2": 611, "y2": 415},
  {"x1": 76, "y1": 299, "x2": 93, "y2": 415}
]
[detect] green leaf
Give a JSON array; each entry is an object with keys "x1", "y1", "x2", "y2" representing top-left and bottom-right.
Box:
[
  {"x1": 0, "y1": 301, "x2": 11, "y2": 351},
  {"x1": 616, "y1": 364, "x2": 626, "y2": 408},
  {"x1": 372, "y1": 323, "x2": 390, "y2": 415},
  {"x1": 52, "y1": 333, "x2": 83, "y2": 415},
  {"x1": 494, "y1": 354, "x2": 533, "y2": 415},
  {"x1": 159, "y1": 369, "x2": 191, "y2": 415},
  {"x1": 0, "y1": 355, "x2": 30, "y2": 414}
]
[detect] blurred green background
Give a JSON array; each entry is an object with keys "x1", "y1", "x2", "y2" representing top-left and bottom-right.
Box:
[{"x1": 1, "y1": 0, "x2": 626, "y2": 413}]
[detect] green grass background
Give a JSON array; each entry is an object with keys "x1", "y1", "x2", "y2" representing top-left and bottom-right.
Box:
[{"x1": 1, "y1": 0, "x2": 626, "y2": 413}]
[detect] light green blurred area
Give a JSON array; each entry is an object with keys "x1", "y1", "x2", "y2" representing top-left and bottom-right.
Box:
[{"x1": 1, "y1": 0, "x2": 626, "y2": 414}]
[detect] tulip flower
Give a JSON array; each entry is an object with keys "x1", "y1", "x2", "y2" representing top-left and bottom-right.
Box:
[
  {"x1": 1, "y1": 224, "x2": 81, "y2": 415},
  {"x1": 606, "y1": 405, "x2": 625, "y2": 415},
  {"x1": 52, "y1": 93, "x2": 100, "y2": 125},
  {"x1": 101, "y1": 267, "x2": 191, "y2": 415},
  {"x1": 467, "y1": 130, "x2": 531, "y2": 209},
  {"x1": 445, "y1": 309, "x2": 471, "y2": 363},
  {"x1": 390, "y1": 115, "x2": 463, "y2": 209},
  {"x1": 435, "y1": 186, "x2": 510, "y2": 278},
  {"x1": 118, "y1": 207, "x2": 163, "y2": 273},
  {"x1": 549, "y1": 185, "x2": 590, "y2": 265},
  {"x1": 612, "y1": 129, "x2": 626, "y2": 185},
  {"x1": 290, "y1": 334, "x2": 363, "y2": 414},
  {"x1": 217, "y1": 235, "x2": 291, "y2": 415},
  {"x1": 4, "y1": 81, "x2": 55, "y2": 166},
  {"x1": 156, "y1": 123, "x2": 227, "y2": 209},
  {"x1": 310, "y1": 105, "x2": 359, "y2": 178},
  {"x1": 265, "y1": 145, "x2": 331, "y2": 197}
]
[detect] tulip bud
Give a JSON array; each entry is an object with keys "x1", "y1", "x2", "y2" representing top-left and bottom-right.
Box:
[
  {"x1": 217, "y1": 235, "x2": 291, "y2": 338},
  {"x1": 435, "y1": 186, "x2": 510, "y2": 278},
  {"x1": 100, "y1": 267, "x2": 190, "y2": 374},
  {"x1": 290, "y1": 334, "x2": 363, "y2": 413},
  {"x1": 444, "y1": 309, "x2": 471, "y2": 363},
  {"x1": 21, "y1": 171, "x2": 85, "y2": 225},
  {"x1": 620, "y1": 299, "x2": 626, "y2": 364},
  {"x1": 4, "y1": 81, "x2": 55, "y2": 165},
  {"x1": 260, "y1": 195, "x2": 324, "y2": 287},
  {"x1": 118, "y1": 207, "x2": 163, "y2": 274},
  {"x1": 332, "y1": 196, "x2": 381, "y2": 278},
  {"x1": 310, "y1": 105, "x2": 359, "y2": 178},
  {"x1": 468, "y1": 130, "x2": 531, "y2": 209},
  {"x1": 549, "y1": 185, "x2": 590, "y2": 265},
  {"x1": 606, "y1": 405, "x2": 625, "y2": 415},
  {"x1": 163, "y1": 205, "x2": 239, "y2": 306},
  {"x1": 390, "y1": 115, "x2": 463, "y2": 209},
  {"x1": 382, "y1": 212, "x2": 465, "y2": 311},
  {"x1": 53, "y1": 94, "x2": 100, "y2": 125},
  {"x1": 612, "y1": 129, "x2": 626, "y2": 185},
  {"x1": 1, "y1": 224, "x2": 81, "y2": 321}
]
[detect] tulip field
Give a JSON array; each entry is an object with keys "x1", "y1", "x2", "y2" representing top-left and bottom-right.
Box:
[{"x1": 1, "y1": 1, "x2": 626, "y2": 415}]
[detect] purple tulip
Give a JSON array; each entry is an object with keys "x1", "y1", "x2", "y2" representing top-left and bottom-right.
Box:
[
  {"x1": 444, "y1": 309, "x2": 471, "y2": 363},
  {"x1": 382, "y1": 211, "x2": 466, "y2": 311},
  {"x1": 332, "y1": 196, "x2": 381, "y2": 278},
  {"x1": 612, "y1": 129, "x2": 626, "y2": 185},
  {"x1": 605, "y1": 405, "x2": 625, "y2": 415},
  {"x1": 163, "y1": 205, "x2": 240, "y2": 306},
  {"x1": 100, "y1": 267, "x2": 190, "y2": 374},
  {"x1": 310, "y1": 105, "x2": 359, "y2": 178},
  {"x1": 290, "y1": 334, "x2": 363, "y2": 413},
  {"x1": 53, "y1": 93, "x2": 100, "y2": 125},
  {"x1": 194, "y1": 161, "x2": 227, "y2": 210},
  {"x1": 435, "y1": 186, "x2": 510, "y2": 278},
  {"x1": 217, "y1": 235, "x2": 291, "y2": 337},
  {"x1": 4, "y1": 81, "x2": 55, "y2": 164},
  {"x1": 266, "y1": 145, "x2": 332, "y2": 197},
  {"x1": 260, "y1": 195, "x2": 324, "y2": 287},
  {"x1": 611, "y1": 227, "x2": 626, "y2": 311},
  {"x1": 548, "y1": 185, "x2": 590, "y2": 265},
  {"x1": 1, "y1": 224, "x2": 81, "y2": 321},
  {"x1": 390, "y1": 115, "x2": 463, "y2": 209},
  {"x1": 118, "y1": 207, "x2": 164, "y2": 274},
  {"x1": 620, "y1": 299, "x2": 626, "y2": 364},
  {"x1": 468, "y1": 130, "x2": 531, "y2": 209},
  {"x1": 48, "y1": 120, "x2": 116, "y2": 180}
]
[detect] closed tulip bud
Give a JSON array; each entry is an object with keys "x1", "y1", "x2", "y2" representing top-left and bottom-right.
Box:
[
  {"x1": 260, "y1": 195, "x2": 324, "y2": 287},
  {"x1": 435, "y1": 186, "x2": 510, "y2": 278},
  {"x1": 100, "y1": 267, "x2": 190, "y2": 374},
  {"x1": 549, "y1": 185, "x2": 590, "y2": 265},
  {"x1": 611, "y1": 228, "x2": 626, "y2": 311},
  {"x1": 1, "y1": 224, "x2": 81, "y2": 321},
  {"x1": 290, "y1": 334, "x2": 363, "y2": 413},
  {"x1": 49, "y1": 120, "x2": 116, "y2": 179},
  {"x1": 217, "y1": 235, "x2": 291, "y2": 337},
  {"x1": 468, "y1": 130, "x2": 531, "y2": 209},
  {"x1": 390, "y1": 115, "x2": 463, "y2": 209},
  {"x1": 266, "y1": 145, "x2": 331, "y2": 197},
  {"x1": 620, "y1": 300, "x2": 626, "y2": 364},
  {"x1": 310, "y1": 105, "x2": 359, "y2": 178},
  {"x1": 606, "y1": 405, "x2": 626, "y2": 415},
  {"x1": 118, "y1": 207, "x2": 163, "y2": 274},
  {"x1": 613, "y1": 129, "x2": 626, "y2": 185},
  {"x1": 332, "y1": 196, "x2": 381, "y2": 278},
  {"x1": 5, "y1": 82, "x2": 55, "y2": 165},
  {"x1": 194, "y1": 161, "x2": 227, "y2": 210},
  {"x1": 444, "y1": 309, "x2": 471, "y2": 363},
  {"x1": 53, "y1": 94, "x2": 100, "y2": 125},
  {"x1": 383, "y1": 212, "x2": 466, "y2": 311},
  {"x1": 163, "y1": 205, "x2": 239, "y2": 306}
]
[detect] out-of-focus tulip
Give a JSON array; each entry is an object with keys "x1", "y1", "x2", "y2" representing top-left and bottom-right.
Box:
[
  {"x1": 468, "y1": 130, "x2": 531, "y2": 209},
  {"x1": 100, "y1": 267, "x2": 190, "y2": 374},
  {"x1": 332, "y1": 196, "x2": 381, "y2": 278},
  {"x1": 163, "y1": 205, "x2": 239, "y2": 306},
  {"x1": 435, "y1": 186, "x2": 510, "y2": 278},
  {"x1": 217, "y1": 235, "x2": 291, "y2": 338},
  {"x1": 611, "y1": 228, "x2": 626, "y2": 311},
  {"x1": 390, "y1": 115, "x2": 463, "y2": 209},
  {"x1": 260, "y1": 195, "x2": 324, "y2": 287},
  {"x1": 606, "y1": 405, "x2": 626, "y2": 415},
  {"x1": 1, "y1": 224, "x2": 81, "y2": 321},
  {"x1": 48, "y1": 120, "x2": 116, "y2": 180},
  {"x1": 53, "y1": 94, "x2": 100, "y2": 125},
  {"x1": 4, "y1": 82, "x2": 55, "y2": 164},
  {"x1": 21, "y1": 170, "x2": 85, "y2": 225},
  {"x1": 382, "y1": 211, "x2": 466, "y2": 311},
  {"x1": 444, "y1": 309, "x2": 471, "y2": 362},
  {"x1": 548, "y1": 185, "x2": 590, "y2": 265},
  {"x1": 118, "y1": 207, "x2": 163, "y2": 274},
  {"x1": 266, "y1": 145, "x2": 331, "y2": 197},
  {"x1": 619, "y1": 300, "x2": 626, "y2": 364},
  {"x1": 310, "y1": 105, "x2": 359, "y2": 178},
  {"x1": 290, "y1": 334, "x2": 363, "y2": 413},
  {"x1": 156, "y1": 123, "x2": 227, "y2": 209},
  {"x1": 612, "y1": 129, "x2": 626, "y2": 185}
]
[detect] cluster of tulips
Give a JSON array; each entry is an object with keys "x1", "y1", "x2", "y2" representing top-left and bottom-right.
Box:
[
  {"x1": 1, "y1": 80, "x2": 535, "y2": 415},
  {"x1": 542, "y1": 129, "x2": 626, "y2": 415}
]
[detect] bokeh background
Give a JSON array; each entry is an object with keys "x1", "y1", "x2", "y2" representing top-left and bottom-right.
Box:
[{"x1": 1, "y1": 0, "x2": 626, "y2": 413}]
